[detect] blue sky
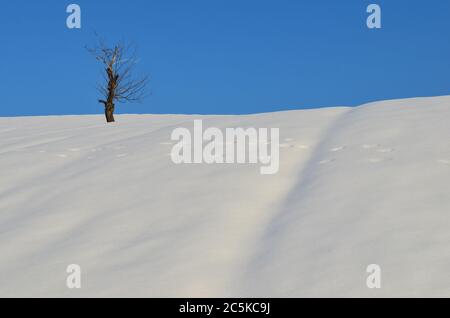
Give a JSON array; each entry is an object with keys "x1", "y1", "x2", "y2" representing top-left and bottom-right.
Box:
[{"x1": 1, "y1": 0, "x2": 450, "y2": 116}]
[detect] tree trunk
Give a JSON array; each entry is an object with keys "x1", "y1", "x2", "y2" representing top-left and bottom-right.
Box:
[{"x1": 105, "y1": 103, "x2": 115, "y2": 123}]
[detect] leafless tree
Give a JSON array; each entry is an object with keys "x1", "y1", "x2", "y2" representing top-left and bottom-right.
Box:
[{"x1": 87, "y1": 39, "x2": 149, "y2": 123}]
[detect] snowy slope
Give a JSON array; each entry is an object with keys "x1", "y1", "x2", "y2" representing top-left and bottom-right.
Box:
[{"x1": 0, "y1": 96, "x2": 449, "y2": 297}]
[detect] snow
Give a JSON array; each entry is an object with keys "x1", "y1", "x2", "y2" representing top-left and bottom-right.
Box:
[{"x1": 0, "y1": 96, "x2": 449, "y2": 297}]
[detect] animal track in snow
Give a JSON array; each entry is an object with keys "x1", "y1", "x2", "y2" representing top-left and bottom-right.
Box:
[
  {"x1": 319, "y1": 158, "x2": 335, "y2": 165},
  {"x1": 377, "y1": 148, "x2": 394, "y2": 153},
  {"x1": 280, "y1": 143, "x2": 299, "y2": 149},
  {"x1": 365, "y1": 157, "x2": 392, "y2": 164},
  {"x1": 330, "y1": 146, "x2": 345, "y2": 152},
  {"x1": 362, "y1": 144, "x2": 379, "y2": 150}
]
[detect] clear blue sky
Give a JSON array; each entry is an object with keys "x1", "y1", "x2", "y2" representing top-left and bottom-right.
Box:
[{"x1": 1, "y1": 0, "x2": 450, "y2": 116}]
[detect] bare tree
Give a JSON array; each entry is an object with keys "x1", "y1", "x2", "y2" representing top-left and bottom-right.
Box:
[{"x1": 87, "y1": 40, "x2": 149, "y2": 123}]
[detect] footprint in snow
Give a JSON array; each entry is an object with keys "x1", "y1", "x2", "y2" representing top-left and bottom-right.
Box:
[{"x1": 437, "y1": 159, "x2": 450, "y2": 165}]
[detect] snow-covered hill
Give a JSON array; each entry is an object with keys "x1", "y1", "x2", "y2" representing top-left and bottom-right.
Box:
[{"x1": 0, "y1": 96, "x2": 449, "y2": 297}]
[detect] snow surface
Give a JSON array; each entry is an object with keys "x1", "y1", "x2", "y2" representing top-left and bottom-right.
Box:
[{"x1": 0, "y1": 96, "x2": 449, "y2": 297}]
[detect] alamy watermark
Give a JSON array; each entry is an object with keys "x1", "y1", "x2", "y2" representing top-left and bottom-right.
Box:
[
  {"x1": 366, "y1": 264, "x2": 381, "y2": 289},
  {"x1": 66, "y1": 4, "x2": 381, "y2": 30},
  {"x1": 63, "y1": 263, "x2": 382, "y2": 291},
  {"x1": 367, "y1": 4, "x2": 382, "y2": 29},
  {"x1": 66, "y1": 264, "x2": 82, "y2": 289},
  {"x1": 66, "y1": 4, "x2": 81, "y2": 29},
  {"x1": 170, "y1": 120, "x2": 280, "y2": 175},
  {"x1": 66, "y1": 4, "x2": 381, "y2": 31}
]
